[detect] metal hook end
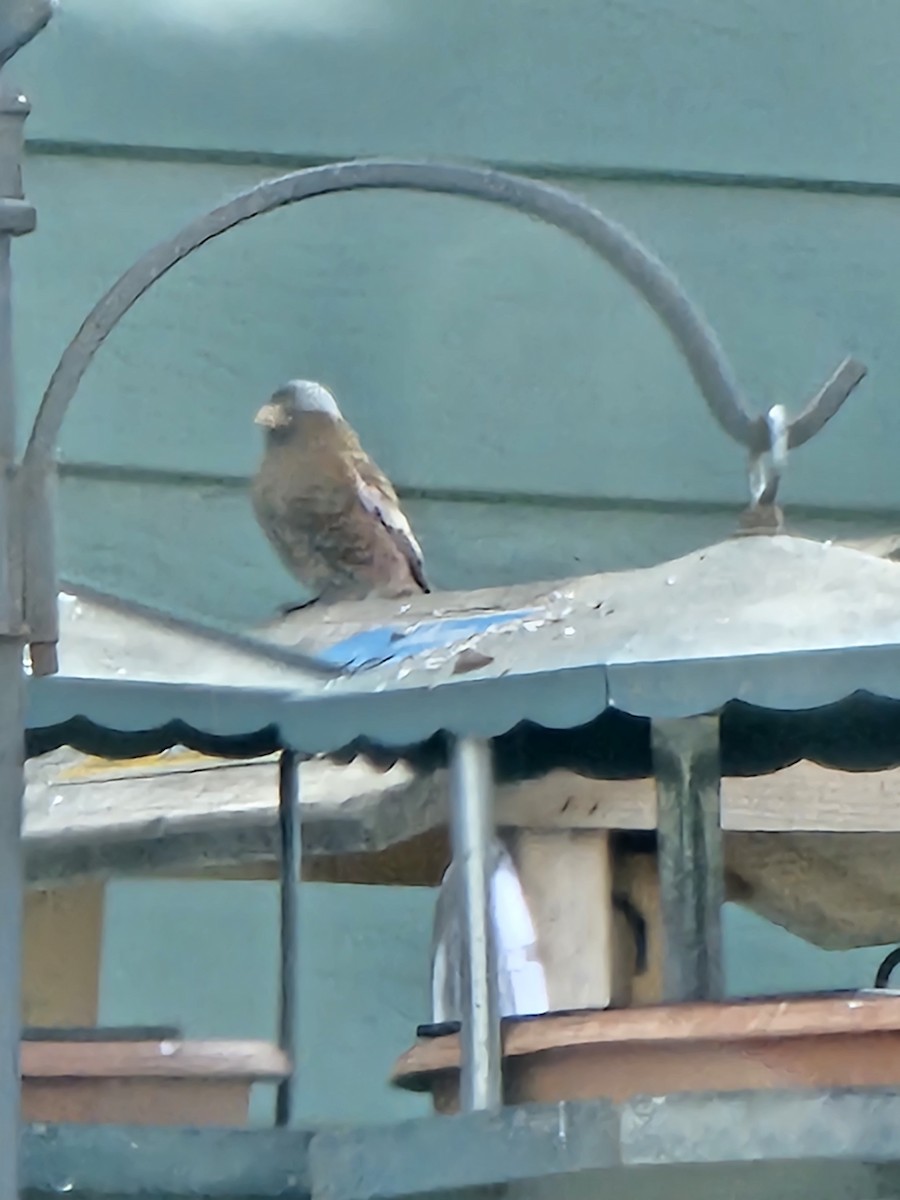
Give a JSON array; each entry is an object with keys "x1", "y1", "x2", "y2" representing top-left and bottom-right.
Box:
[
  {"x1": 875, "y1": 946, "x2": 900, "y2": 989},
  {"x1": 748, "y1": 404, "x2": 789, "y2": 508}
]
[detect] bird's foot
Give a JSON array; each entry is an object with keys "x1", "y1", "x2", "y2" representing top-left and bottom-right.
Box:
[{"x1": 277, "y1": 596, "x2": 321, "y2": 616}]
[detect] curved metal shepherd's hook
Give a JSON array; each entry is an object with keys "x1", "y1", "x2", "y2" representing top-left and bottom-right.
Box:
[
  {"x1": 19, "y1": 158, "x2": 867, "y2": 670},
  {"x1": 0, "y1": 0, "x2": 55, "y2": 69}
]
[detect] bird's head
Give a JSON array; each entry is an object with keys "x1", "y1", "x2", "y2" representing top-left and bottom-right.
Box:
[{"x1": 254, "y1": 380, "x2": 343, "y2": 440}]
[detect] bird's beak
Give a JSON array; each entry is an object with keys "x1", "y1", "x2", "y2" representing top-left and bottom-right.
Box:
[{"x1": 254, "y1": 403, "x2": 289, "y2": 429}]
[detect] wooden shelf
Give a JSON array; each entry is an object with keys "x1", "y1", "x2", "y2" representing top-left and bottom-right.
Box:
[
  {"x1": 393, "y1": 993, "x2": 900, "y2": 1111},
  {"x1": 21, "y1": 1039, "x2": 289, "y2": 1127}
]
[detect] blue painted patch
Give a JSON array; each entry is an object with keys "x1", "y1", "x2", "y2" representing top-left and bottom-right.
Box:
[{"x1": 318, "y1": 609, "x2": 541, "y2": 672}]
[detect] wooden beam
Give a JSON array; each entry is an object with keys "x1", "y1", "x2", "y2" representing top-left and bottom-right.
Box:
[
  {"x1": 497, "y1": 762, "x2": 900, "y2": 834},
  {"x1": 24, "y1": 752, "x2": 900, "y2": 899},
  {"x1": 21, "y1": 749, "x2": 900, "y2": 952},
  {"x1": 169, "y1": 827, "x2": 452, "y2": 887}
]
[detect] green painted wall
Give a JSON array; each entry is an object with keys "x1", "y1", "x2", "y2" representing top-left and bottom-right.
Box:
[
  {"x1": 8, "y1": 0, "x2": 900, "y2": 1140},
  {"x1": 16, "y1": 155, "x2": 900, "y2": 511},
  {"x1": 14, "y1": 0, "x2": 900, "y2": 182},
  {"x1": 100, "y1": 882, "x2": 437, "y2": 1127}
]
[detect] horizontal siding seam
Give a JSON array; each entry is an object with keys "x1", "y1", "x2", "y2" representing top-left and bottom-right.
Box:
[
  {"x1": 55, "y1": 460, "x2": 900, "y2": 524},
  {"x1": 24, "y1": 139, "x2": 900, "y2": 201}
]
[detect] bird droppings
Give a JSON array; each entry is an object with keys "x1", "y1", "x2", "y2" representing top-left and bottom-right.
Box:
[{"x1": 452, "y1": 648, "x2": 495, "y2": 674}]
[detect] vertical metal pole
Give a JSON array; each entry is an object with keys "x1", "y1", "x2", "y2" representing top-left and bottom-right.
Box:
[
  {"x1": 651, "y1": 715, "x2": 725, "y2": 1003},
  {"x1": 0, "y1": 69, "x2": 38, "y2": 1200},
  {"x1": 448, "y1": 736, "x2": 501, "y2": 1111},
  {"x1": 275, "y1": 750, "x2": 301, "y2": 1126},
  {"x1": 0, "y1": 644, "x2": 24, "y2": 1200}
]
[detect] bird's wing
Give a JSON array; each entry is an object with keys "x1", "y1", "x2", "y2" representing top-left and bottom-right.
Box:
[{"x1": 350, "y1": 452, "x2": 430, "y2": 592}]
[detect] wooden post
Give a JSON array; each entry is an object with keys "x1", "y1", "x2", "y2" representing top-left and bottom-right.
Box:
[
  {"x1": 505, "y1": 829, "x2": 632, "y2": 1011},
  {"x1": 22, "y1": 883, "x2": 105, "y2": 1025}
]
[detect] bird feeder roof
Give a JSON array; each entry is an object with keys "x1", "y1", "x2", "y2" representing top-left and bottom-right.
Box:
[{"x1": 27, "y1": 534, "x2": 900, "y2": 774}]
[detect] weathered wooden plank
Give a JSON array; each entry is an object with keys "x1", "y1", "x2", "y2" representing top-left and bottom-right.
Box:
[
  {"x1": 23, "y1": 747, "x2": 900, "y2": 949},
  {"x1": 18, "y1": 155, "x2": 900, "y2": 515},
  {"x1": 398, "y1": 994, "x2": 900, "y2": 1076},
  {"x1": 24, "y1": 751, "x2": 900, "y2": 891},
  {"x1": 22, "y1": 1039, "x2": 288, "y2": 1079},
  {"x1": 506, "y1": 764, "x2": 900, "y2": 836},
  {"x1": 24, "y1": 751, "x2": 900, "y2": 888},
  {"x1": 23, "y1": 748, "x2": 445, "y2": 884},
  {"x1": 13, "y1": 0, "x2": 900, "y2": 185}
]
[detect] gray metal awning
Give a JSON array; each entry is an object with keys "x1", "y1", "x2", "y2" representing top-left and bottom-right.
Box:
[{"x1": 27, "y1": 534, "x2": 900, "y2": 772}]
